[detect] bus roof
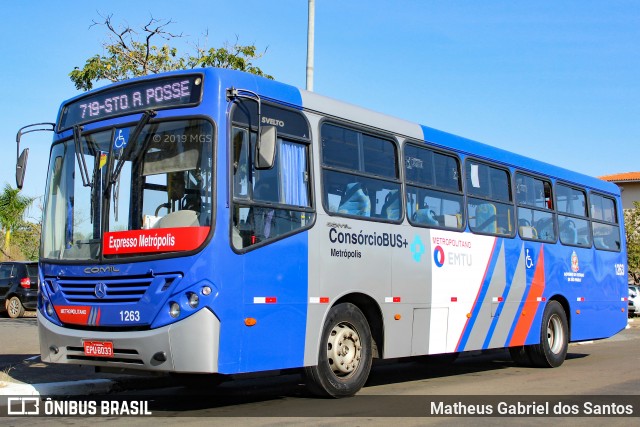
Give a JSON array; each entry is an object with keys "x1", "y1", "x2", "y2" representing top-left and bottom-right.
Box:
[{"x1": 59, "y1": 67, "x2": 620, "y2": 197}]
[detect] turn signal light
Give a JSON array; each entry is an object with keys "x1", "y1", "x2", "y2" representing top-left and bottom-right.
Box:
[{"x1": 245, "y1": 318, "x2": 257, "y2": 327}]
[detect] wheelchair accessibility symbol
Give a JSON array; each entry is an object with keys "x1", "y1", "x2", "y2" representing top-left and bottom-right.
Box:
[
  {"x1": 525, "y1": 249, "x2": 534, "y2": 269},
  {"x1": 113, "y1": 128, "x2": 130, "y2": 149}
]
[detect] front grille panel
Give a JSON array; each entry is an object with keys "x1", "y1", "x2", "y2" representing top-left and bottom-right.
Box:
[{"x1": 55, "y1": 277, "x2": 154, "y2": 303}]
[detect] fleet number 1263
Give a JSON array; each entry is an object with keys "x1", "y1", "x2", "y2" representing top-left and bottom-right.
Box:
[{"x1": 119, "y1": 310, "x2": 141, "y2": 322}]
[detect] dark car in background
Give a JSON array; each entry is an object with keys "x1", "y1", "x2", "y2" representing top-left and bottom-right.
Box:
[{"x1": 0, "y1": 261, "x2": 39, "y2": 318}]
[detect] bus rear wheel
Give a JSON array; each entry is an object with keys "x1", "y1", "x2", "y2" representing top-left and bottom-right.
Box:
[
  {"x1": 305, "y1": 303, "x2": 373, "y2": 397},
  {"x1": 526, "y1": 301, "x2": 568, "y2": 368}
]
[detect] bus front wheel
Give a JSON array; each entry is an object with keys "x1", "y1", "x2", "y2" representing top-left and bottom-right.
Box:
[
  {"x1": 527, "y1": 301, "x2": 568, "y2": 368},
  {"x1": 305, "y1": 303, "x2": 373, "y2": 397}
]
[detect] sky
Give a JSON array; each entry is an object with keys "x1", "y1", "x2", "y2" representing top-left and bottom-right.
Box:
[{"x1": 2, "y1": 1, "x2": 639, "y2": 205}]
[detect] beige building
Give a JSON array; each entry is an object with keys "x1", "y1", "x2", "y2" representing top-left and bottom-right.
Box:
[{"x1": 599, "y1": 172, "x2": 640, "y2": 210}]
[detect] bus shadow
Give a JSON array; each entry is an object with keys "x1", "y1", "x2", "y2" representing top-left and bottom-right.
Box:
[
  {"x1": 366, "y1": 349, "x2": 514, "y2": 387},
  {"x1": 133, "y1": 349, "x2": 591, "y2": 415},
  {"x1": 365, "y1": 349, "x2": 589, "y2": 387}
]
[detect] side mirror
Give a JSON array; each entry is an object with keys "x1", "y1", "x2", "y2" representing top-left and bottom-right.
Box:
[
  {"x1": 255, "y1": 126, "x2": 277, "y2": 170},
  {"x1": 15, "y1": 122, "x2": 55, "y2": 190},
  {"x1": 16, "y1": 148, "x2": 29, "y2": 190}
]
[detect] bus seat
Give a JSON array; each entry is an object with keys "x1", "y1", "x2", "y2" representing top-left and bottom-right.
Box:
[
  {"x1": 594, "y1": 236, "x2": 608, "y2": 249},
  {"x1": 535, "y1": 218, "x2": 554, "y2": 241},
  {"x1": 519, "y1": 225, "x2": 538, "y2": 239},
  {"x1": 247, "y1": 206, "x2": 276, "y2": 242},
  {"x1": 518, "y1": 219, "x2": 537, "y2": 239},
  {"x1": 415, "y1": 208, "x2": 438, "y2": 226},
  {"x1": 604, "y1": 234, "x2": 620, "y2": 250},
  {"x1": 154, "y1": 210, "x2": 199, "y2": 228},
  {"x1": 246, "y1": 177, "x2": 279, "y2": 242},
  {"x1": 232, "y1": 225, "x2": 243, "y2": 248},
  {"x1": 338, "y1": 183, "x2": 370, "y2": 217},
  {"x1": 475, "y1": 203, "x2": 497, "y2": 233},
  {"x1": 560, "y1": 219, "x2": 578, "y2": 245},
  {"x1": 381, "y1": 190, "x2": 400, "y2": 220}
]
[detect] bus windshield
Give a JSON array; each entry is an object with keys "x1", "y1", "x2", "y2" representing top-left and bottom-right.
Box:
[{"x1": 42, "y1": 118, "x2": 214, "y2": 261}]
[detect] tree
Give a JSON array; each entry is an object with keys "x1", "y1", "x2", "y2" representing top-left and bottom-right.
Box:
[
  {"x1": 0, "y1": 184, "x2": 36, "y2": 255},
  {"x1": 625, "y1": 201, "x2": 640, "y2": 284},
  {"x1": 70, "y1": 14, "x2": 273, "y2": 91},
  {"x1": 9, "y1": 221, "x2": 41, "y2": 261}
]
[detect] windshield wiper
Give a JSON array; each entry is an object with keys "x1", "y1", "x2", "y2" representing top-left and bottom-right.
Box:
[
  {"x1": 106, "y1": 109, "x2": 156, "y2": 194},
  {"x1": 73, "y1": 125, "x2": 92, "y2": 187}
]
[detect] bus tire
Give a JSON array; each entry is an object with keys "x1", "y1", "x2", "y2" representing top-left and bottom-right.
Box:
[
  {"x1": 526, "y1": 301, "x2": 568, "y2": 368},
  {"x1": 305, "y1": 303, "x2": 373, "y2": 398}
]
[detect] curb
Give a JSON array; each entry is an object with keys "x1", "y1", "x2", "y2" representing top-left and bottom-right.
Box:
[{"x1": 0, "y1": 379, "x2": 116, "y2": 396}]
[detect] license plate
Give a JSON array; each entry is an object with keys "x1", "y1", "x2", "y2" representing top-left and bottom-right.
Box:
[{"x1": 83, "y1": 341, "x2": 114, "y2": 358}]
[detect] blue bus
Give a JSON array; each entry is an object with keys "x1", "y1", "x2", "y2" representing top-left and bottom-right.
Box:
[{"x1": 16, "y1": 68, "x2": 628, "y2": 397}]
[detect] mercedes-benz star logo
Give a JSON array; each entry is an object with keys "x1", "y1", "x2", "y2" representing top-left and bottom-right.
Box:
[{"x1": 95, "y1": 282, "x2": 107, "y2": 299}]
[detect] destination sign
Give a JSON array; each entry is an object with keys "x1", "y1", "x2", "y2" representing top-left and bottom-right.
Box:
[{"x1": 58, "y1": 74, "x2": 203, "y2": 130}]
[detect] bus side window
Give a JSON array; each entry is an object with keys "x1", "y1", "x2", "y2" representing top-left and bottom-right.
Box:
[
  {"x1": 466, "y1": 160, "x2": 513, "y2": 236},
  {"x1": 557, "y1": 183, "x2": 591, "y2": 247},
  {"x1": 515, "y1": 173, "x2": 556, "y2": 243},
  {"x1": 321, "y1": 123, "x2": 401, "y2": 222},
  {"x1": 231, "y1": 121, "x2": 314, "y2": 250},
  {"x1": 405, "y1": 143, "x2": 463, "y2": 230},
  {"x1": 590, "y1": 193, "x2": 621, "y2": 251}
]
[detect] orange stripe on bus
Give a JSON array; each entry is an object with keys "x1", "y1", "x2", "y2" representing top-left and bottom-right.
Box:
[{"x1": 509, "y1": 248, "x2": 545, "y2": 347}]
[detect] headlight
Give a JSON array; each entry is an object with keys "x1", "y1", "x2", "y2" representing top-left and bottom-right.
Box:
[
  {"x1": 187, "y1": 292, "x2": 199, "y2": 309},
  {"x1": 169, "y1": 302, "x2": 180, "y2": 318},
  {"x1": 46, "y1": 301, "x2": 55, "y2": 317}
]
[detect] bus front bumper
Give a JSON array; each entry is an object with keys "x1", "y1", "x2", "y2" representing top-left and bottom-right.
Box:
[{"x1": 38, "y1": 308, "x2": 220, "y2": 373}]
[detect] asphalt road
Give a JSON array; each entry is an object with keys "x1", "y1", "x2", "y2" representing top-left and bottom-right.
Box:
[{"x1": 1, "y1": 315, "x2": 639, "y2": 425}]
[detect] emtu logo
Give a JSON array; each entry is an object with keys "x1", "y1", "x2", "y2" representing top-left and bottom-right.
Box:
[{"x1": 433, "y1": 246, "x2": 445, "y2": 267}]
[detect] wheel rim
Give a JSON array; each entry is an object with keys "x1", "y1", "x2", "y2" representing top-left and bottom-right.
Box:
[
  {"x1": 547, "y1": 313, "x2": 564, "y2": 354},
  {"x1": 8, "y1": 298, "x2": 21, "y2": 317},
  {"x1": 327, "y1": 322, "x2": 362, "y2": 378}
]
